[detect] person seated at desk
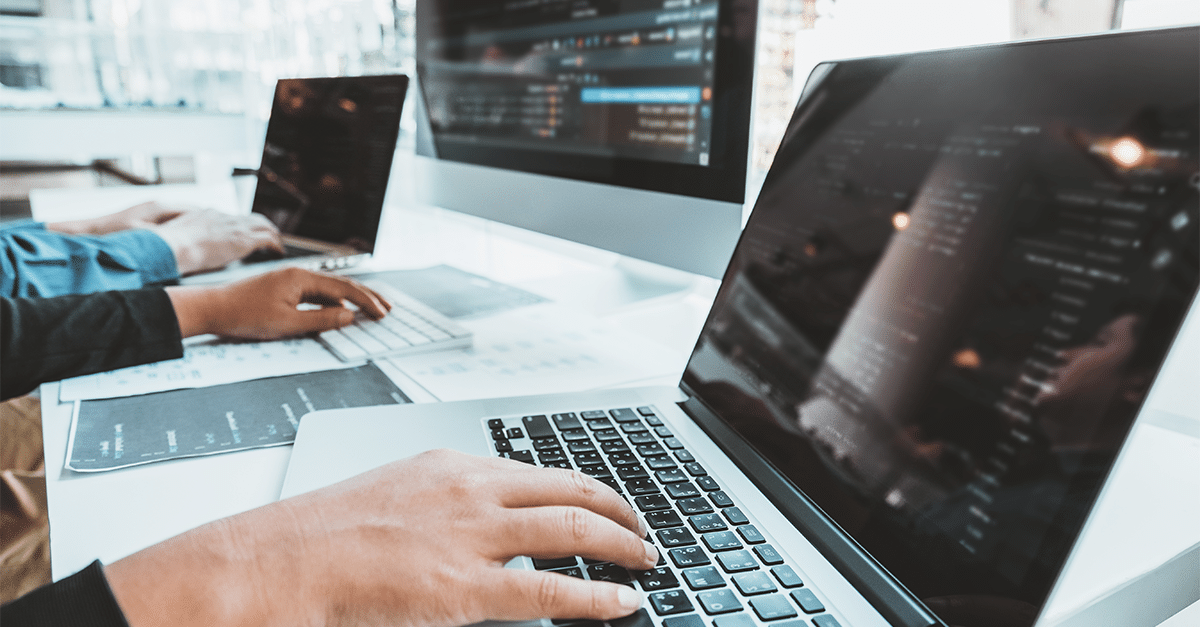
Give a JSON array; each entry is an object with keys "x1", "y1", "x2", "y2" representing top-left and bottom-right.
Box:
[
  {"x1": 0, "y1": 267, "x2": 656, "y2": 626},
  {"x1": 1, "y1": 202, "x2": 284, "y2": 298}
]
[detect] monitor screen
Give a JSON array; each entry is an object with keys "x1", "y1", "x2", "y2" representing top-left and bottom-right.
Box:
[
  {"x1": 683, "y1": 26, "x2": 1199, "y2": 618},
  {"x1": 415, "y1": 0, "x2": 757, "y2": 207},
  {"x1": 251, "y1": 75, "x2": 408, "y2": 253}
]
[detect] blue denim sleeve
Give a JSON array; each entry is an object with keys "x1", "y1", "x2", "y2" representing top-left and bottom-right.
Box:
[{"x1": 0, "y1": 224, "x2": 179, "y2": 297}]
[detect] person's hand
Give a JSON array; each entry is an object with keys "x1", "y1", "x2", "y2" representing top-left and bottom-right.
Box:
[
  {"x1": 105, "y1": 450, "x2": 657, "y2": 627},
  {"x1": 166, "y1": 267, "x2": 391, "y2": 339},
  {"x1": 148, "y1": 209, "x2": 284, "y2": 275},
  {"x1": 46, "y1": 201, "x2": 185, "y2": 236}
]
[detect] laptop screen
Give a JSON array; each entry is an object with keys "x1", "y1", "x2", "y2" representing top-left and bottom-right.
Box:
[
  {"x1": 683, "y1": 26, "x2": 1198, "y2": 617},
  {"x1": 251, "y1": 75, "x2": 409, "y2": 253}
]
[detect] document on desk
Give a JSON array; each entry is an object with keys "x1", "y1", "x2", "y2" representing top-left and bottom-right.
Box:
[
  {"x1": 65, "y1": 364, "x2": 409, "y2": 472},
  {"x1": 58, "y1": 337, "x2": 349, "y2": 402},
  {"x1": 387, "y1": 303, "x2": 684, "y2": 402}
]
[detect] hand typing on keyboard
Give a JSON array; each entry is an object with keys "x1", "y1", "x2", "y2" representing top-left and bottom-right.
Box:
[{"x1": 102, "y1": 450, "x2": 656, "y2": 627}]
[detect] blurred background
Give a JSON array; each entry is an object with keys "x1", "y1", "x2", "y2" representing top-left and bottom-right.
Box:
[{"x1": 1, "y1": 0, "x2": 1196, "y2": 218}]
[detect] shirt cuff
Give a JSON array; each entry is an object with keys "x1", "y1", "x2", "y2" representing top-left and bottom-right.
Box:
[
  {"x1": 104, "y1": 229, "x2": 180, "y2": 285},
  {"x1": 0, "y1": 560, "x2": 130, "y2": 627}
]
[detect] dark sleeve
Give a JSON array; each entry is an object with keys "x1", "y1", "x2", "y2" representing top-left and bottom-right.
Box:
[
  {"x1": 1, "y1": 289, "x2": 184, "y2": 400},
  {"x1": 0, "y1": 561, "x2": 130, "y2": 627}
]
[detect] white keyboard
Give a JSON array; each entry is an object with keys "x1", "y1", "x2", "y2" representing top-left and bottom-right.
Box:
[{"x1": 317, "y1": 280, "x2": 472, "y2": 361}]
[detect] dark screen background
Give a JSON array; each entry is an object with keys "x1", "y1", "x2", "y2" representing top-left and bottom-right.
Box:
[
  {"x1": 682, "y1": 27, "x2": 1198, "y2": 619},
  {"x1": 251, "y1": 75, "x2": 407, "y2": 253}
]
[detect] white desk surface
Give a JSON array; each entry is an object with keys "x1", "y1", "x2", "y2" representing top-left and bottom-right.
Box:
[{"x1": 38, "y1": 189, "x2": 1199, "y2": 626}]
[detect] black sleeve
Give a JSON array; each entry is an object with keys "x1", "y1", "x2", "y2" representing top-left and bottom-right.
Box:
[
  {"x1": 1, "y1": 289, "x2": 184, "y2": 400},
  {"x1": 0, "y1": 561, "x2": 130, "y2": 627}
]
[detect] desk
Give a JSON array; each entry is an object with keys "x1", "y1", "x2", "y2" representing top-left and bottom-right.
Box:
[{"x1": 38, "y1": 190, "x2": 1200, "y2": 626}]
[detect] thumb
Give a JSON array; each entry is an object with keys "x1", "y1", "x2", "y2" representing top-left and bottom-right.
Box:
[{"x1": 293, "y1": 307, "x2": 355, "y2": 334}]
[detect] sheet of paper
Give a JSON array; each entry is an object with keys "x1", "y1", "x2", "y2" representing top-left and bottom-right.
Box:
[
  {"x1": 58, "y1": 337, "x2": 349, "y2": 402},
  {"x1": 388, "y1": 303, "x2": 686, "y2": 402},
  {"x1": 66, "y1": 364, "x2": 410, "y2": 472}
]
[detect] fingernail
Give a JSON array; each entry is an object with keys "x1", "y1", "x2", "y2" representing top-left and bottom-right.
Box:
[
  {"x1": 637, "y1": 517, "x2": 649, "y2": 538},
  {"x1": 617, "y1": 586, "x2": 642, "y2": 611},
  {"x1": 643, "y1": 540, "x2": 659, "y2": 566}
]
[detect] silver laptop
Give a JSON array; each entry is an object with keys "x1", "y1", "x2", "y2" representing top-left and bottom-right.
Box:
[
  {"x1": 280, "y1": 27, "x2": 1199, "y2": 627},
  {"x1": 239, "y1": 74, "x2": 408, "y2": 271}
]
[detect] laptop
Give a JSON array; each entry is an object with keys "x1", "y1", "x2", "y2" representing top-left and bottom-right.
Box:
[
  {"x1": 279, "y1": 27, "x2": 1199, "y2": 627},
  {"x1": 238, "y1": 74, "x2": 409, "y2": 272}
]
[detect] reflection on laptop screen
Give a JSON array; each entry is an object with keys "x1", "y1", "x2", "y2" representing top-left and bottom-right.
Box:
[
  {"x1": 251, "y1": 75, "x2": 408, "y2": 254},
  {"x1": 683, "y1": 27, "x2": 1198, "y2": 612}
]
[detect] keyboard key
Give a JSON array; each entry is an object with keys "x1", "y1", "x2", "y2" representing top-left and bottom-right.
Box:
[
  {"x1": 523, "y1": 415, "x2": 555, "y2": 438},
  {"x1": 635, "y1": 494, "x2": 672, "y2": 512},
  {"x1": 611, "y1": 408, "x2": 641, "y2": 423},
  {"x1": 677, "y1": 497, "x2": 714, "y2": 515},
  {"x1": 697, "y1": 589, "x2": 742, "y2": 615},
  {"x1": 580, "y1": 465, "x2": 612, "y2": 479},
  {"x1": 602, "y1": 441, "x2": 631, "y2": 454},
  {"x1": 713, "y1": 614, "x2": 756, "y2": 627},
  {"x1": 533, "y1": 438, "x2": 562, "y2": 452},
  {"x1": 789, "y1": 589, "x2": 825, "y2": 614},
  {"x1": 568, "y1": 441, "x2": 597, "y2": 454},
  {"x1": 552, "y1": 413, "x2": 582, "y2": 430},
  {"x1": 621, "y1": 422, "x2": 648, "y2": 434},
  {"x1": 674, "y1": 449, "x2": 696, "y2": 463},
  {"x1": 646, "y1": 510, "x2": 684, "y2": 529},
  {"x1": 587, "y1": 563, "x2": 632, "y2": 584},
  {"x1": 587, "y1": 419, "x2": 613, "y2": 430},
  {"x1": 684, "y1": 463, "x2": 707, "y2": 476},
  {"x1": 737, "y1": 525, "x2": 766, "y2": 544},
  {"x1": 649, "y1": 590, "x2": 693, "y2": 616},
  {"x1": 533, "y1": 557, "x2": 578, "y2": 570},
  {"x1": 715, "y1": 550, "x2": 758, "y2": 573},
  {"x1": 538, "y1": 451, "x2": 567, "y2": 464},
  {"x1": 669, "y1": 546, "x2": 711, "y2": 567},
  {"x1": 487, "y1": 418, "x2": 505, "y2": 430},
  {"x1": 495, "y1": 440, "x2": 512, "y2": 453},
  {"x1": 505, "y1": 427, "x2": 524, "y2": 439},
  {"x1": 681, "y1": 565, "x2": 725, "y2": 590},
  {"x1": 654, "y1": 426, "x2": 674, "y2": 438},
  {"x1": 812, "y1": 615, "x2": 843, "y2": 627},
  {"x1": 637, "y1": 406, "x2": 657, "y2": 416},
  {"x1": 561, "y1": 429, "x2": 591, "y2": 442},
  {"x1": 709, "y1": 491, "x2": 735, "y2": 508},
  {"x1": 662, "y1": 615, "x2": 702, "y2": 627},
  {"x1": 656, "y1": 469, "x2": 689, "y2": 484},
  {"x1": 544, "y1": 461, "x2": 572, "y2": 469},
  {"x1": 625, "y1": 479, "x2": 659, "y2": 495},
  {"x1": 598, "y1": 477, "x2": 622, "y2": 493},
  {"x1": 644, "y1": 415, "x2": 664, "y2": 427},
  {"x1": 644, "y1": 455, "x2": 677, "y2": 470},
  {"x1": 552, "y1": 567, "x2": 584, "y2": 579},
  {"x1": 663, "y1": 437, "x2": 686, "y2": 450},
  {"x1": 770, "y1": 565, "x2": 804, "y2": 588},
  {"x1": 636, "y1": 443, "x2": 666, "y2": 457},
  {"x1": 573, "y1": 451, "x2": 601, "y2": 465},
  {"x1": 666, "y1": 482, "x2": 701, "y2": 499},
  {"x1": 753, "y1": 545, "x2": 784, "y2": 566},
  {"x1": 628, "y1": 433, "x2": 656, "y2": 445},
  {"x1": 611, "y1": 609, "x2": 653, "y2": 627},
  {"x1": 553, "y1": 620, "x2": 602, "y2": 627},
  {"x1": 749, "y1": 595, "x2": 798, "y2": 621},
  {"x1": 637, "y1": 567, "x2": 680, "y2": 592},
  {"x1": 491, "y1": 428, "x2": 507, "y2": 441},
  {"x1": 702, "y1": 531, "x2": 743, "y2": 552},
  {"x1": 732, "y1": 572, "x2": 777, "y2": 595},
  {"x1": 696, "y1": 476, "x2": 721, "y2": 491},
  {"x1": 616, "y1": 465, "x2": 650, "y2": 481},
  {"x1": 689, "y1": 514, "x2": 728, "y2": 533},
  {"x1": 657, "y1": 527, "x2": 697, "y2": 547},
  {"x1": 582, "y1": 410, "x2": 607, "y2": 420},
  {"x1": 723, "y1": 507, "x2": 749, "y2": 525},
  {"x1": 594, "y1": 429, "x2": 623, "y2": 442},
  {"x1": 505, "y1": 450, "x2": 535, "y2": 464}
]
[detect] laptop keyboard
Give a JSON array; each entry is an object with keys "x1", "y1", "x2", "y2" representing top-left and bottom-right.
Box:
[
  {"x1": 484, "y1": 406, "x2": 844, "y2": 627},
  {"x1": 317, "y1": 281, "x2": 472, "y2": 361}
]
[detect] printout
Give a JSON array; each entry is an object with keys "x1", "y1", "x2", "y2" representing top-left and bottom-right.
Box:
[
  {"x1": 388, "y1": 303, "x2": 683, "y2": 402},
  {"x1": 59, "y1": 337, "x2": 349, "y2": 402},
  {"x1": 66, "y1": 364, "x2": 408, "y2": 472}
]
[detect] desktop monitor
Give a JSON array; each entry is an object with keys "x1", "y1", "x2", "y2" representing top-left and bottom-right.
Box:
[{"x1": 412, "y1": 0, "x2": 759, "y2": 278}]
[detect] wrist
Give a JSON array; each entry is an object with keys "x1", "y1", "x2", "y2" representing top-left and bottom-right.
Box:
[
  {"x1": 46, "y1": 219, "x2": 94, "y2": 236},
  {"x1": 165, "y1": 286, "x2": 223, "y2": 337}
]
